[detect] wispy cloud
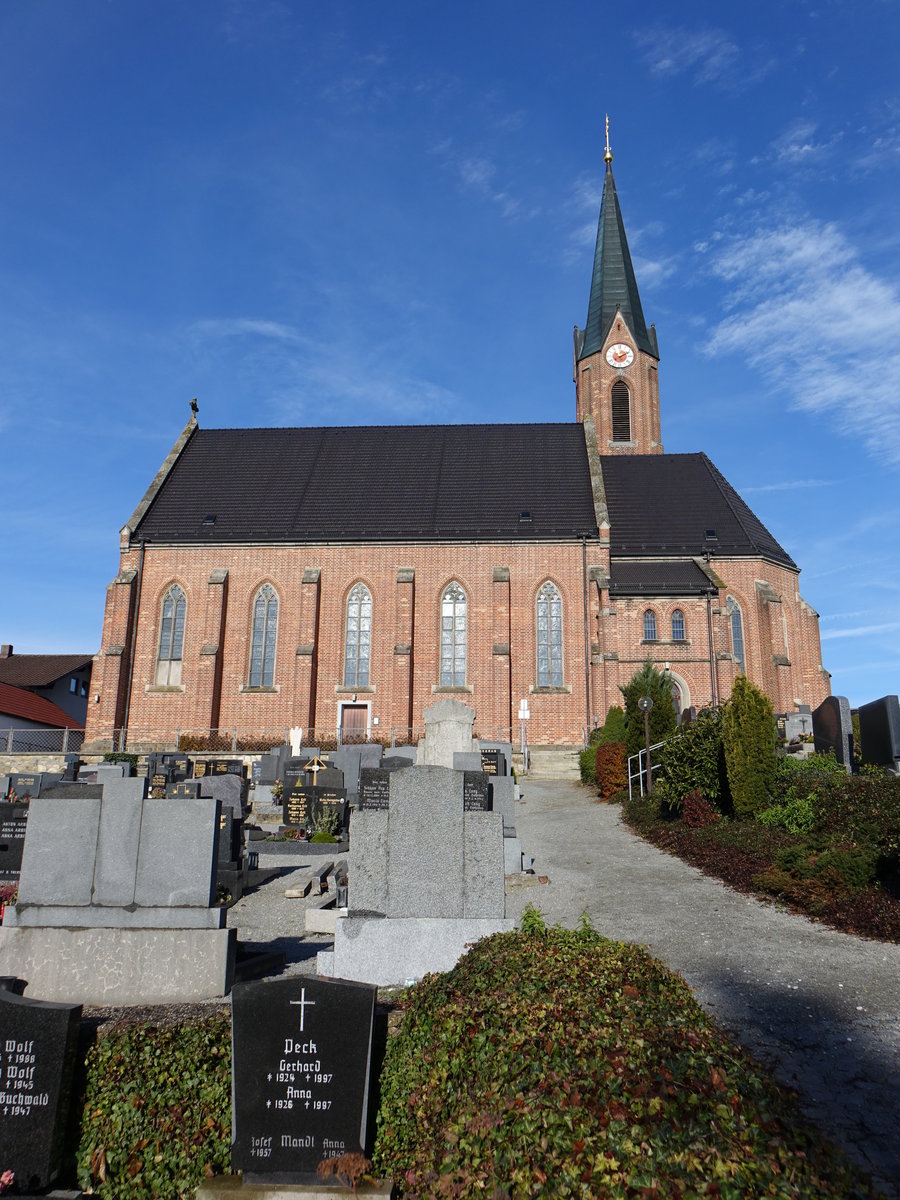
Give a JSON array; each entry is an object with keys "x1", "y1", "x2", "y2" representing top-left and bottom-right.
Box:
[
  {"x1": 189, "y1": 317, "x2": 300, "y2": 342},
  {"x1": 739, "y1": 478, "x2": 834, "y2": 494},
  {"x1": 635, "y1": 26, "x2": 739, "y2": 86},
  {"x1": 821, "y1": 621, "x2": 900, "y2": 641},
  {"x1": 705, "y1": 220, "x2": 900, "y2": 464},
  {"x1": 772, "y1": 118, "x2": 841, "y2": 165},
  {"x1": 429, "y1": 141, "x2": 538, "y2": 221}
]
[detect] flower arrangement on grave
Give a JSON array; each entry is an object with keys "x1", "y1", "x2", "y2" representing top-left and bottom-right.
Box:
[
  {"x1": 0, "y1": 1170, "x2": 14, "y2": 1194},
  {"x1": 0, "y1": 883, "x2": 16, "y2": 921},
  {"x1": 271, "y1": 780, "x2": 283, "y2": 800}
]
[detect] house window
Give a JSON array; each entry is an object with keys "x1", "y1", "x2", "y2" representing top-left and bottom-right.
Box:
[
  {"x1": 440, "y1": 582, "x2": 467, "y2": 686},
  {"x1": 69, "y1": 677, "x2": 78, "y2": 693},
  {"x1": 611, "y1": 380, "x2": 631, "y2": 441},
  {"x1": 671, "y1": 609, "x2": 686, "y2": 641},
  {"x1": 343, "y1": 583, "x2": 372, "y2": 687},
  {"x1": 643, "y1": 609, "x2": 657, "y2": 641},
  {"x1": 156, "y1": 584, "x2": 186, "y2": 686},
  {"x1": 727, "y1": 595, "x2": 745, "y2": 673},
  {"x1": 536, "y1": 581, "x2": 563, "y2": 687},
  {"x1": 249, "y1": 584, "x2": 278, "y2": 687}
]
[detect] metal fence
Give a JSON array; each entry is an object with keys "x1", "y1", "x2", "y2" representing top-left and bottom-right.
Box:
[
  {"x1": 1, "y1": 723, "x2": 520, "y2": 756},
  {"x1": 0, "y1": 727, "x2": 85, "y2": 754}
]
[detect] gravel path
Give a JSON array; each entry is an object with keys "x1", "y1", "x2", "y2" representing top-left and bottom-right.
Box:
[{"x1": 504, "y1": 778, "x2": 900, "y2": 1198}]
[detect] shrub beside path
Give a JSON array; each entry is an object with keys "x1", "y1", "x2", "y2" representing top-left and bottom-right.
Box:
[{"x1": 505, "y1": 777, "x2": 900, "y2": 1198}]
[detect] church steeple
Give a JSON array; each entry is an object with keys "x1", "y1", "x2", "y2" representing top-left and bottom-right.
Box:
[
  {"x1": 574, "y1": 127, "x2": 663, "y2": 455},
  {"x1": 577, "y1": 132, "x2": 656, "y2": 362}
]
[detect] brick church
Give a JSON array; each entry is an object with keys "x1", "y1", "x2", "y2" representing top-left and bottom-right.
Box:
[{"x1": 84, "y1": 142, "x2": 830, "y2": 751}]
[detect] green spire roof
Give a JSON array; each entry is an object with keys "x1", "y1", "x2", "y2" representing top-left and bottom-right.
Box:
[{"x1": 577, "y1": 162, "x2": 656, "y2": 361}]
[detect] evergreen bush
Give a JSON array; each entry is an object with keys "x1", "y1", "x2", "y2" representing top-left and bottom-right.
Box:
[
  {"x1": 721, "y1": 676, "x2": 777, "y2": 819},
  {"x1": 654, "y1": 708, "x2": 727, "y2": 814},
  {"x1": 595, "y1": 705, "x2": 627, "y2": 745}
]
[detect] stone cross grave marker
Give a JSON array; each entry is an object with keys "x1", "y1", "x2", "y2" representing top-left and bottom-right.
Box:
[
  {"x1": 231, "y1": 975, "x2": 377, "y2": 1182},
  {"x1": 0, "y1": 979, "x2": 82, "y2": 1192}
]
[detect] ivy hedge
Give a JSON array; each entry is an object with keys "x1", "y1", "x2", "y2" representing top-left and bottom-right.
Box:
[{"x1": 64, "y1": 926, "x2": 882, "y2": 1198}]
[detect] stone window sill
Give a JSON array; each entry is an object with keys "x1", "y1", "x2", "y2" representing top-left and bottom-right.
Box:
[
  {"x1": 335, "y1": 685, "x2": 376, "y2": 694},
  {"x1": 530, "y1": 685, "x2": 572, "y2": 695},
  {"x1": 432, "y1": 684, "x2": 474, "y2": 694},
  {"x1": 145, "y1": 684, "x2": 186, "y2": 694},
  {"x1": 239, "y1": 685, "x2": 280, "y2": 694}
]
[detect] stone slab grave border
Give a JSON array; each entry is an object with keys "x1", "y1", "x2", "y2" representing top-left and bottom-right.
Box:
[{"x1": 318, "y1": 915, "x2": 514, "y2": 986}]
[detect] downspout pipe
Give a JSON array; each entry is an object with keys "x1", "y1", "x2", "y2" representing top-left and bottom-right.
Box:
[
  {"x1": 705, "y1": 588, "x2": 718, "y2": 708},
  {"x1": 121, "y1": 539, "x2": 146, "y2": 750},
  {"x1": 582, "y1": 535, "x2": 592, "y2": 735}
]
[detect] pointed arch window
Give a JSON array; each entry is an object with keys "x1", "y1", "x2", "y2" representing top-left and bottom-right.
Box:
[
  {"x1": 643, "y1": 609, "x2": 657, "y2": 642},
  {"x1": 156, "y1": 584, "x2": 185, "y2": 686},
  {"x1": 249, "y1": 584, "x2": 278, "y2": 687},
  {"x1": 727, "y1": 595, "x2": 745, "y2": 674},
  {"x1": 536, "y1": 582, "x2": 563, "y2": 687},
  {"x1": 611, "y1": 379, "x2": 631, "y2": 442},
  {"x1": 671, "y1": 609, "x2": 686, "y2": 641},
  {"x1": 344, "y1": 583, "x2": 372, "y2": 687},
  {"x1": 440, "y1": 583, "x2": 467, "y2": 686}
]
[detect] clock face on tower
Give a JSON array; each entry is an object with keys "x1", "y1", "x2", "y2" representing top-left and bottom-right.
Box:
[{"x1": 606, "y1": 343, "x2": 634, "y2": 368}]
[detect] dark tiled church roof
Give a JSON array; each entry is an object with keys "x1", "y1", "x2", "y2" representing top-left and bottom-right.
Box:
[
  {"x1": 132, "y1": 424, "x2": 601, "y2": 543},
  {"x1": 600, "y1": 452, "x2": 797, "y2": 569},
  {"x1": 609, "y1": 560, "x2": 717, "y2": 597}
]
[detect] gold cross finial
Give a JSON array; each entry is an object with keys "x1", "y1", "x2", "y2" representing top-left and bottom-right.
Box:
[{"x1": 604, "y1": 114, "x2": 613, "y2": 164}]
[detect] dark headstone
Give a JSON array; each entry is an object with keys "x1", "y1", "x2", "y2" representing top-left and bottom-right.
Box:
[
  {"x1": 283, "y1": 788, "x2": 347, "y2": 834},
  {"x1": 8, "y1": 774, "x2": 42, "y2": 801},
  {"x1": 231, "y1": 976, "x2": 377, "y2": 1181},
  {"x1": 211, "y1": 759, "x2": 245, "y2": 777},
  {"x1": 358, "y1": 768, "x2": 391, "y2": 811},
  {"x1": 193, "y1": 759, "x2": 209, "y2": 778},
  {"x1": 313, "y1": 767, "x2": 344, "y2": 790},
  {"x1": 463, "y1": 771, "x2": 491, "y2": 812},
  {"x1": 857, "y1": 695, "x2": 900, "y2": 767},
  {"x1": 0, "y1": 984, "x2": 82, "y2": 1192},
  {"x1": 168, "y1": 780, "x2": 201, "y2": 799},
  {"x1": 61, "y1": 755, "x2": 79, "y2": 783},
  {"x1": 380, "y1": 756, "x2": 412, "y2": 772},
  {"x1": 200, "y1": 774, "x2": 248, "y2": 815},
  {"x1": 480, "y1": 749, "x2": 506, "y2": 776},
  {"x1": 0, "y1": 804, "x2": 28, "y2": 884},
  {"x1": 812, "y1": 695, "x2": 853, "y2": 770},
  {"x1": 149, "y1": 765, "x2": 172, "y2": 795},
  {"x1": 40, "y1": 783, "x2": 104, "y2": 799},
  {"x1": 258, "y1": 752, "x2": 280, "y2": 785}
]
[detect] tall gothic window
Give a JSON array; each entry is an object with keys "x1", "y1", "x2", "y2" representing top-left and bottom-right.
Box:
[
  {"x1": 727, "y1": 595, "x2": 745, "y2": 674},
  {"x1": 440, "y1": 582, "x2": 467, "y2": 686},
  {"x1": 343, "y1": 583, "x2": 372, "y2": 687},
  {"x1": 156, "y1": 584, "x2": 185, "y2": 686},
  {"x1": 671, "y1": 609, "x2": 686, "y2": 641},
  {"x1": 249, "y1": 584, "x2": 278, "y2": 687},
  {"x1": 643, "y1": 609, "x2": 657, "y2": 641},
  {"x1": 536, "y1": 582, "x2": 563, "y2": 687},
  {"x1": 611, "y1": 379, "x2": 631, "y2": 442}
]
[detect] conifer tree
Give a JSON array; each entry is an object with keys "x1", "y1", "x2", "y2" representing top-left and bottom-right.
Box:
[
  {"x1": 721, "y1": 675, "x2": 777, "y2": 818},
  {"x1": 620, "y1": 660, "x2": 678, "y2": 762}
]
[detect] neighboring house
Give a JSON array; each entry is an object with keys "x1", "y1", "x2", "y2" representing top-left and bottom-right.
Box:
[
  {"x1": 0, "y1": 646, "x2": 94, "y2": 726},
  {"x1": 84, "y1": 145, "x2": 829, "y2": 750}
]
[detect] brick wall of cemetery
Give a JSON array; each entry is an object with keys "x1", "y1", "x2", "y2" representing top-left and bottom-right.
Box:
[{"x1": 84, "y1": 535, "x2": 829, "y2": 749}]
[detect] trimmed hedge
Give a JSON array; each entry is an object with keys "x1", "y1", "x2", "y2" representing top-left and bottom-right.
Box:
[
  {"x1": 595, "y1": 741, "x2": 627, "y2": 799},
  {"x1": 722, "y1": 677, "x2": 776, "y2": 818}
]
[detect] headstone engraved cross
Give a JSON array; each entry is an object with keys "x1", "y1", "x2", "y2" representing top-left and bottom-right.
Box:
[{"x1": 231, "y1": 976, "x2": 377, "y2": 1182}]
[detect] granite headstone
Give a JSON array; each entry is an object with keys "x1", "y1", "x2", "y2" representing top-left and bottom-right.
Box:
[
  {"x1": 0, "y1": 980, "x2": 82, "y2": 1191},
  {"x1": 231, "y1": 976, "x2": 377, "y2": 1181}
]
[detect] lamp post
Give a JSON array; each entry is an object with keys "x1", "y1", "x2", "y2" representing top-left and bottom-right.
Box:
[{"x1": 638, "y1": 694, "x2": 654, "y2": 795}]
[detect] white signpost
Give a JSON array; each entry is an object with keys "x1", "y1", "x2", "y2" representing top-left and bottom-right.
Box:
[{"x1": 517, "y1": 699, "x2": 530, "y2": 772}]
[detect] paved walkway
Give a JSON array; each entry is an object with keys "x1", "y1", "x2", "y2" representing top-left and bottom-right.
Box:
[{"x1": 504, "y1": 778, "x2": 900, "y2": 1197}]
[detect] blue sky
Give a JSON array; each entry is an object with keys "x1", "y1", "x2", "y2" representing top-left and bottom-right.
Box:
[{"x1": 1, "y1": 0, "x2": 899, "y2": 709}]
